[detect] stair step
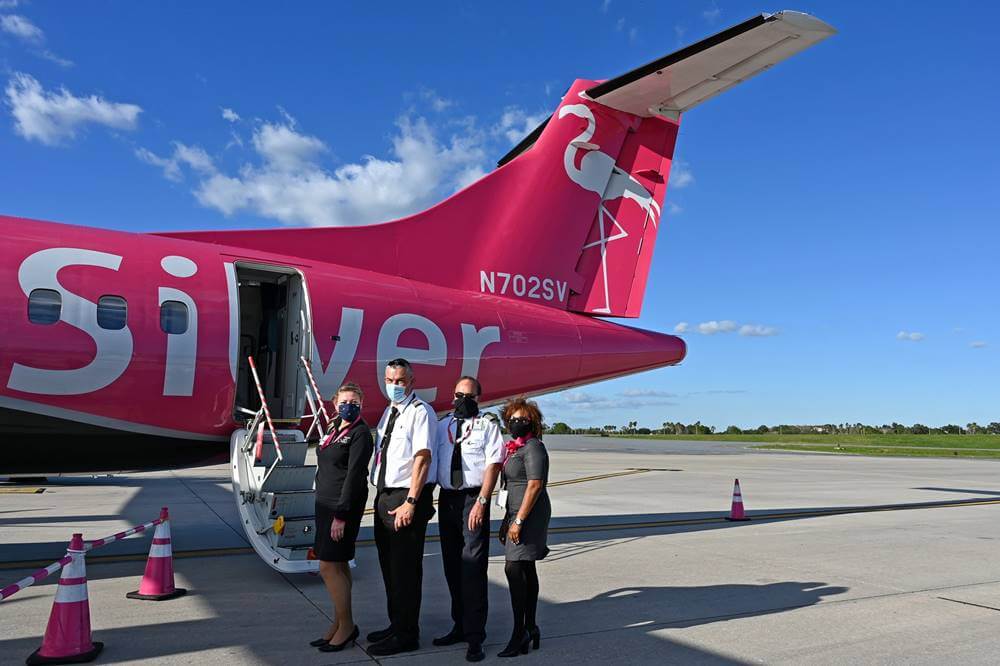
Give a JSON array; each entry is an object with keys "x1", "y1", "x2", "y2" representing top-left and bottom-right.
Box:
[
  {"x1": 268, "y1": 490, "x2": 315, "y2": 519},
  {"x1": 257, "y1": 465, "x2": 317, "y2": 493},
  {"x1": 277, "y1": 517, "x2": 316, "y2": 548},
  {"x1": 255, "y1": 432, "x2": 308, "y2": 467}
]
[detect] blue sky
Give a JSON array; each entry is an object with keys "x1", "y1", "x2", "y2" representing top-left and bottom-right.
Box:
[{"x1": 2, "y1": 1, "x2": 998, "y2": 429}]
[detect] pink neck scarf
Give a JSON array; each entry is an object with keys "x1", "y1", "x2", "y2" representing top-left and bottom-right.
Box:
[{"x1": 504, "y1": 434, "x2": 534, "y2": 464}]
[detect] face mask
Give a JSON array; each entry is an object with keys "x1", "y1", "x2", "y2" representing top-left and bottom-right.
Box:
[
  {"x1": 386, "y1": 383, "x2": 407, "y2": 403},
  {"x1": 509, "y1": 418, "x2": 532, "y2": 439},
  {"x1": 453, "y1": 395, "x2": 479, "y2": 419},
  {"x1": 338, "y1": 403, "x2": 361, "y2": 422}
]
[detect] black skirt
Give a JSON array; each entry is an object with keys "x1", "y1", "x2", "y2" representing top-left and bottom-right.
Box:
[{"x1": 314, "y1": 500, "x2": 365, "y2": 562}]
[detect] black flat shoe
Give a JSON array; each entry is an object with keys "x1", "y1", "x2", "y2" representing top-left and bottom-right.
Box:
[
  {"x1": 368, "y1": 635, "x2": 419, "y2": 656},
  {"x1": 309, "y1": 637, "x2": 331, "y2": 647},
  {"x1": 466, "y1": 642, "x2": 486, "y2": 662},
  {"x1": 528, "y1": 625, "x2": 541, "y2": 650},
  {"x1": 318, "y1": 625, "x2": 359, "y2": 652},
  {"x1": 497, "y1": 631, "x2": 530, "y2": 657},
  {"x1": 366, "y1": 626, "x2": 394, "y2": 643},
  {"x1": 433, "y1": 627, "x2": 465, "y2": 646}
]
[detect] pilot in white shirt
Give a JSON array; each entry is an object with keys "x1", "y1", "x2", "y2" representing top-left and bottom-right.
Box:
[
  {"x1": 431, "y1": 376, "x2": 504, "y2": 662},
  {"x1": 367, "y1": 358, "x2": 437, "y2": 657}
]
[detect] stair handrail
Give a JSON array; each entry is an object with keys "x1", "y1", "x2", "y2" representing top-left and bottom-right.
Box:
[{"x1": 299, "y1": 355, "x2": 330, "y2": 439}]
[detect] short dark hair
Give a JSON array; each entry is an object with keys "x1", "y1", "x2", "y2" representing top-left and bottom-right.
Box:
[
  {"x1": 386, "y1": 358, "x2": 413, "y2": 378},
  {"x1": 456, "y1": 375, "x2": 482, "y2": 397}
]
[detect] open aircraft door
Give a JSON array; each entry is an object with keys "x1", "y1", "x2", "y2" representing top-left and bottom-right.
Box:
[{"x1": 227, "y1": 262, "x2": 319, "y2": 573}]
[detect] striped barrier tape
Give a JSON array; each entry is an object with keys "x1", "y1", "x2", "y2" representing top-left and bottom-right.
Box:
[
  {"x1": 0, "y1": 511, "x2": 168, "y2": 601},
  {"x1": 299, "y1": 355, "x2": 330, "y2": 430}
]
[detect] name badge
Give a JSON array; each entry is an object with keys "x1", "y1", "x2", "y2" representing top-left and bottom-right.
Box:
[{"x1": 496, "y1": 489, "x2": 508, "y2": 510}]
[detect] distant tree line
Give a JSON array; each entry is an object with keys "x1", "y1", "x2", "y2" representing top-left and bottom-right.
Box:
[{"x1": 545, "y1": 421, "x2": 1000, "y2": 436}]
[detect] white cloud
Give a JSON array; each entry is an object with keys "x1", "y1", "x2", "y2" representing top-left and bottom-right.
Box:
[
  {"x1": 674, "y1": 24, "x2": 686, "y2": 45},
  {"x1": 739, "y1": 324, "x2": 779, "y2": 337},
  {"x1": 628, "y1": 26, "x2": 638, "y2": 43},
  {"x1": 1, "y1": 14, "x2": 42, "y2": 41},
  {"x1": 666, "y1": 201, "x2": 682, "y2": 215},
  {"x1": 670, "y1": 159, "x2": 694, "y2": 188},
  {"x1": 702, "y1": 5, "x2": 721, "y2": 23},
  {"x1": 136, "y1": 143, "x2": 215, "y2": 182},
  {"x1": 418, "y1": 88, "x2": 453, "y2": 112},
  {"x1": 621, "y1": 389, "x2": 676, "y2": 398},
  {"x1": 970, "y1": 341, "x2": 987, "y2": 349},
  {"x1": 601, "y1": 0, "x2": 611, "y2": 13},
  {"x1": 5, "y1": 72, "x2": 141, "y2": 145},
  {"x1": 0, "y1": 1, "x2": 21, "y2": 8},
  {"x1": 221, "y1": 107, "x2": 240, "y2": 123},
  {"x1": 146, "y1": 113, "x2": 487, "y2": 227},
  {"x1": 616, "y1": 17, "x2": 625, "y2": 32},
  {"x1": 674, "y1": 321, "x2": 689, "y2": 333},
  {"x1": 698, "y1": 320, "x2": 738, "y2": 335},
  {"x1": 896, "y1": 331, "x2": 925, "y2": 342},
  {"x1": 495, "y1": 106, "x2": 547, "y2": 145}
]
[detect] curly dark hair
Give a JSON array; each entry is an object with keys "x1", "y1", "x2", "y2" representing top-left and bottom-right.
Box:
[{"x1": 501, "y1": 396, "x2": 544, "y2": 435}]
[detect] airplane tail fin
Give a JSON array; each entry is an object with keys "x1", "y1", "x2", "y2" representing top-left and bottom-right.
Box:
[{"x1": 162, "y1": 11, "x2": 833, "y2": 318}]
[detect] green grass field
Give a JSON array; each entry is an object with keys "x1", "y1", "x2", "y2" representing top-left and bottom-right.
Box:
[{"x1": 605, "y1": 433, "x2": 1000, "y2": 458}]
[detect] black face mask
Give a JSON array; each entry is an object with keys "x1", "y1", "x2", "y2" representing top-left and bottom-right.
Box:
[
  {"x1": 453, "y1": 395, "x2": 479, "y2": 419},
  {"x1": 509, "y1": 418, "x2": 533, "y2": 439}
]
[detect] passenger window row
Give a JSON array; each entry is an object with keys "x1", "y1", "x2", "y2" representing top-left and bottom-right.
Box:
[{"x1": 27, "y1": 289, "x2": 188, "y2": 334}]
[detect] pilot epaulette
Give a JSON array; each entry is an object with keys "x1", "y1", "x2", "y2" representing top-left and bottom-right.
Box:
[{"x1": 439, "y1": 412, "x2": 454, "y2": 422}]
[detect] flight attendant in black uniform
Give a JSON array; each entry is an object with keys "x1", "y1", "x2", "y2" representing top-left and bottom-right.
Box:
[
  {"x1": 498, "y1": 397, "x2": 551, "y2": 658},
  {"x1": 310, "y1": 382, "x2": 374, "y2": 653}
]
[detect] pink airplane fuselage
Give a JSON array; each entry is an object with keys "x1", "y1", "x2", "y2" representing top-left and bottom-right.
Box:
[{"x1": 0, "y1": 214, "x2": 684, "y2": 472}]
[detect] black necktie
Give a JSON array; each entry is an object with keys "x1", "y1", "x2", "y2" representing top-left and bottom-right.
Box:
[
  {"x1": 450, "y1": 418, "x2": 465, "y2": 488},
  {"x1": 376, "y1": 406, "x2": 400, "y2": 493}
]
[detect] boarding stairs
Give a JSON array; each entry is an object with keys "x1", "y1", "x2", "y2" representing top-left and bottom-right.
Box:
[{"x1": 229, "y1": 356, "x2": 328, "y2": 573}]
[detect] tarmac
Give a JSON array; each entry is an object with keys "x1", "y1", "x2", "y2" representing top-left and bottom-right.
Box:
[{"x1": 3, "y1": 435, "x2": 1000, "y2": 664}]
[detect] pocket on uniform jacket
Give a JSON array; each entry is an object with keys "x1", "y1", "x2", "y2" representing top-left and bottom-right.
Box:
[{"x1": 377, "y1": 490, "x2": 406, "y2": 529}]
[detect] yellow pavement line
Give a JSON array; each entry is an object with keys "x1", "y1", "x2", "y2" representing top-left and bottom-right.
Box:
[
  {"x1": 4, "y1": 496, "x2": 999, "y2": 572},
  {"x1": 0, "y1": 487, "x2": 45, "y2": 494}
]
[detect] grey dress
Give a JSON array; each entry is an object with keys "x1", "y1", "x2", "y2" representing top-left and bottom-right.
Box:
[{"x1": 503, "y1": 437, "x2": 551, "y2": 561}]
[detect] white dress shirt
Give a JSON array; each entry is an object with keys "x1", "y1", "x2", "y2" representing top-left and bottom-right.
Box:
[
  {"x1": 436, "y1": 414, "x2": 504, "y2": 490},
  {"x1": 370, "y1": 392, "x2": 437, "y2": 489}
]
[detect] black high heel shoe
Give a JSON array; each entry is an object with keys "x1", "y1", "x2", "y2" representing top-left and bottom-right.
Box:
[
  {"x1": 497, "y1": 630, "x2": 530, "y2": 657},
  {"x1": 318, "y1": 625, "x2": 359, "y2": 652},
  {"x1": 309, "y1": 636, "x2": 331, "y2": 647},
  {"x1": 527, "y1": 626, "x2": 541, "y2": 650}
]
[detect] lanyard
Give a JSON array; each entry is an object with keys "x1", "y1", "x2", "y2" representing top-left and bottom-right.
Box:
[
  {"x1": 447, "y1": 417, "x2": 476, "y2": 445},
  {"x1": 319, "y1": 418, "x2": 356, "y2": 449}
]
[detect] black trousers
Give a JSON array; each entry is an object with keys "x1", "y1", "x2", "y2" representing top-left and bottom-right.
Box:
[
  {"x1": 373, "y1": 485, "x2": 435, "y2": 643},
  {"x1": 438, "y1": 488, "x2": 491, "y2": 643}
]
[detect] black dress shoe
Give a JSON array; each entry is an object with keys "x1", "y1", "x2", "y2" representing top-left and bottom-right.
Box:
[
  {"x1": 497, "y1": 630, "x2": 530, "y2": 658},
  {"x1": 466, "y1": 642, "x2": 486, "y2": 662},
  {"x1": 366, "y1": 626, "x2": 394, "y2": 643},
  {"x1": 309, "y1": 637, "x2": 330, "y2": 647},
  {"x1": 432, "y1": 628, "x2": 465, "y2": 646},
  {"x1": 368, "y1": 635, "x2": 419, "y2": 656},
  {"x1": 318, "y1": 625, "x2": 359, "y2": 652}
]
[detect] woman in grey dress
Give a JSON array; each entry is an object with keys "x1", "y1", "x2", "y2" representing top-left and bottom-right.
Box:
[{"x1": 498, "y1": 397, "x2": 550, "y2": 658}]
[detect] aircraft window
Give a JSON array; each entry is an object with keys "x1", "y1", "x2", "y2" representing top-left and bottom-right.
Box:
[
  {"x1": 97, "y1": 295, "x2": 128, "y2": 330},
  {"x1": 28, "y1": 289, "x2": 61, "y2": 325},
  {"x1": 160, "y1": 301, "x2": 188, "y2": 335}
]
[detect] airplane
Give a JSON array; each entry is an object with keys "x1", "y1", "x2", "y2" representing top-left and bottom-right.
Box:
[{"x1": 1, "y1": 11, "x2": 835, "y2": 478}]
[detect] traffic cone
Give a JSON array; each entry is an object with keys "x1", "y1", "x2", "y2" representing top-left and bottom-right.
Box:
[
  {"x1": 726, "y1": 478, "x2": 751, "y2": 521},
  {"x1": 26, "y1": 533, "x2": 103, "y2": 665},
  {"x1": 126, "y1": 507, "x2": 187, "y2": 601}
]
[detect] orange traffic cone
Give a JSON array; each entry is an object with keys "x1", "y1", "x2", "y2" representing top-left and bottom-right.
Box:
[
  {"x1": 726, "y1": 478, "x2": 751, "y2": 521},
  {"x1": 126, "y1": 507, "x2": 187, "y2": 601},
  {"x1": 27, "y1": 533, "x2": 103, "y2": 665}
]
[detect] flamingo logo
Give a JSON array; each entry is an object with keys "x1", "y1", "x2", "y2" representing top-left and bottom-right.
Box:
[{"x1": 558, "y1": 103, "x2": 661, "y2": 314}]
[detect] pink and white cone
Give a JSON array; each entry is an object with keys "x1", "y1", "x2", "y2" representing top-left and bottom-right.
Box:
[
  {"x1": 126, "y1": 507, "x2": 187, "y2": 601},
  {"x1": 27, "y1": 533, "x2": 103, "y2": 665},
  {"x1": 726, "y1": 478, "x2": 751, "y2": 521}
]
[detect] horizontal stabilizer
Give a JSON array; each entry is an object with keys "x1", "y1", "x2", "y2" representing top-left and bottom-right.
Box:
[{"x1": 586, "y1": 11, "x2": 836, "y2": 117}]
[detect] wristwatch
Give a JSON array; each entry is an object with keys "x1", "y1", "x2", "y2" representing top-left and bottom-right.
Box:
[
  {"x1": 405, "y1": 496, "x2": 417, "y2": 505},
  {"x1": 513, "y1": 517, "x2": 524, "y2": 526},
  {"x1": 477, "y1": 496, "x2": 489, "y2": 506}
]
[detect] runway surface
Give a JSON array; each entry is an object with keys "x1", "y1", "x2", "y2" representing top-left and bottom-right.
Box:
[{"x1": 3, "y1": 435, "x2": 1000, "y2": 664}]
